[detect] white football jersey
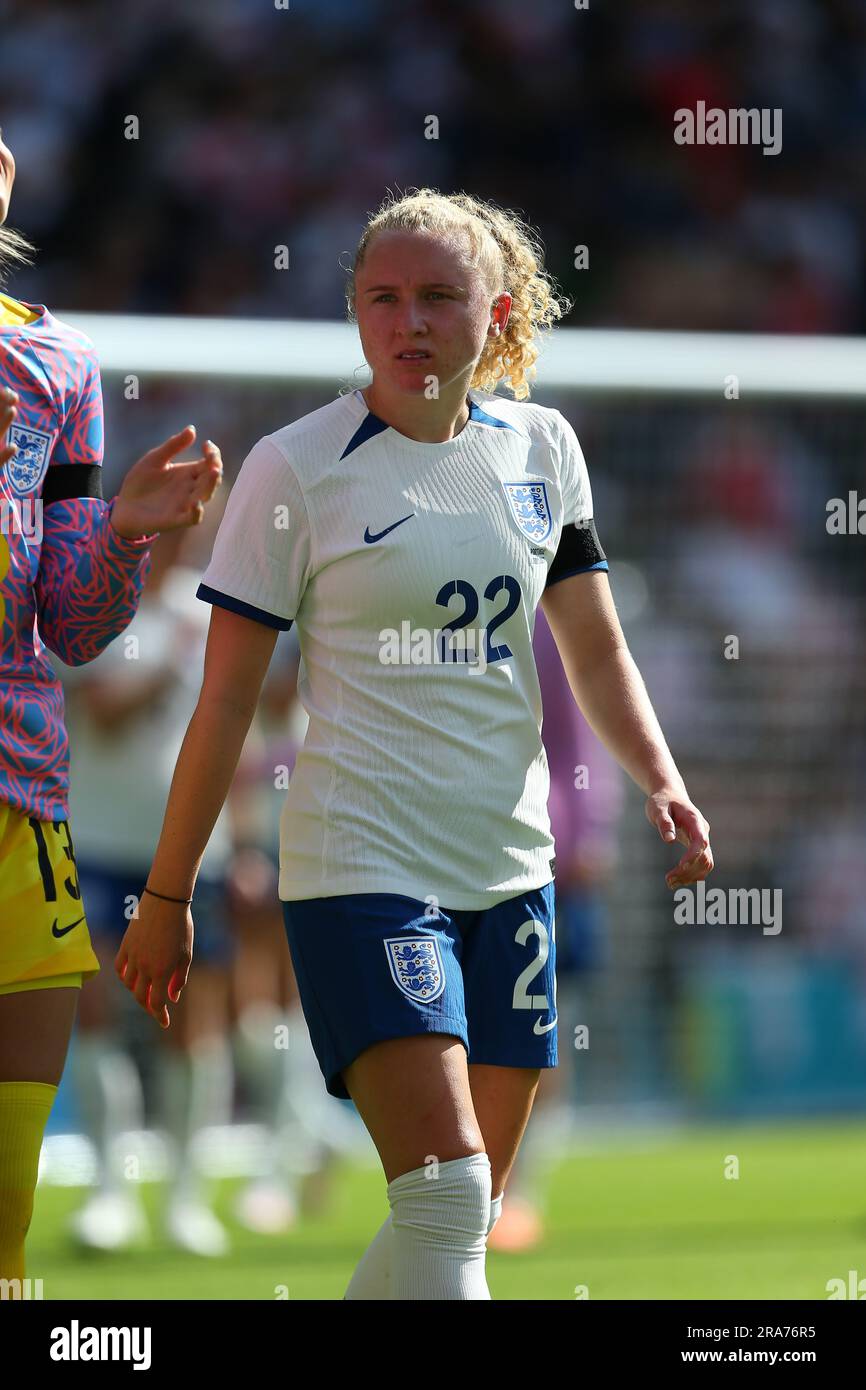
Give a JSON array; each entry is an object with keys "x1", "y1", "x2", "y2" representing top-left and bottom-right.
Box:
[{"x1": 198, "y1": 387, "x2": 607, "y2": 909}]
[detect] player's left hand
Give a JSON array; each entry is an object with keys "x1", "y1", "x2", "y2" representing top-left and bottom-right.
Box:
[
  {"x1": 110, "y1": 425, "x2": 223, "y2": 540},
  {"x1": 645, "y1": 788, "x2": 713, "y2": 889}
]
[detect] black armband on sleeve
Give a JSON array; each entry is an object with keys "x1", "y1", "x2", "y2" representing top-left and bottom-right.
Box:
[
  {"x1": 545, "y1": 518, "x2": 607, "y2": 589},
  {"x1": 41, "y1": 464, "x2": 104, "y2": 508}
]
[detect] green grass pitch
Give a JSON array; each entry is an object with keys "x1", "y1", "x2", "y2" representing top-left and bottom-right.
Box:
[{"x1": 26, "y1": 1121, "x2": 866, "y2": 1300}]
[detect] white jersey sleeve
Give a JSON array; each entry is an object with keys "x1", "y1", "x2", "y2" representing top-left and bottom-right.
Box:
[
  {"x1": 556, "y1": 410, "x2": 595, "y2": 528},
  {"x1": 544, "y1": 411, "x2": 607, "y2": 588},
  {"x1": 197, "y1": 436, "x2": 313, "y2": 629}
]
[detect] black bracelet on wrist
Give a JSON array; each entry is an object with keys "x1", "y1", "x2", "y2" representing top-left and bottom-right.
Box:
[{"x1": 143, "y1": 886, "x2": 193, "y2": 906}]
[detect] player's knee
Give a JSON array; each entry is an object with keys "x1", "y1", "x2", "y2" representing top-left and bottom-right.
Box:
[{"x1": 387, "y1": 1151, "x2": 492, "y2": 1245}]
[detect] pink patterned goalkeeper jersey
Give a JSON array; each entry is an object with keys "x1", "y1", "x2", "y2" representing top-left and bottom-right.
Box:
[{"x1": 0, "y1": 298, "x2": 153, "y2": 822}]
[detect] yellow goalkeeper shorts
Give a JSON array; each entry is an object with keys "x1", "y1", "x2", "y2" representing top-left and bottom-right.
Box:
[{"x1": 0, "y1": 802, "x2": 99, "y2": 994}]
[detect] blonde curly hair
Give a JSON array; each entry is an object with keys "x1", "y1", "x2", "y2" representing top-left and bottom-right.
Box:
[
  {"x1": 345, "y1": 187, "x2": 571, "y2": 401},
  {"x1": 0, "y1": 226, "x2": 36, "y2": 286}
]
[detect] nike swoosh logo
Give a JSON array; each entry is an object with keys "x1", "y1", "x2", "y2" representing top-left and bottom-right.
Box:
[
  {"x1": 534, "y1": 1014, "x2": 558, "y2": 1035},
  {"x1": 52, "y1": 915, "x2": 85, "y2": 938},
  {"x1": 364, "y1": 513, "x2": 415, "y2": 544}
]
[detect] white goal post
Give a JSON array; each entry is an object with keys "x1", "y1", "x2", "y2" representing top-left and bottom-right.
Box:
[{"x1": 57, "y1": 313, "x2": 866, "y2": 399}]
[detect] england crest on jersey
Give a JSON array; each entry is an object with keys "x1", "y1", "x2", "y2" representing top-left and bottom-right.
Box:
[
  {"x1": 502, "y1": 481, "x2": 552, "y2": 543},
  {"x1": 384, "y1": 936, "x2": 446, "y2": 1003},
  {"x1": 6, "y1": 424, "x2": 52, "y2": 497}
]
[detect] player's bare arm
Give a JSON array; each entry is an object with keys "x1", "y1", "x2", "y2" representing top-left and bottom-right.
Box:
[
  {"x1": 541, "y1": 568, "x2": 713, "y2": 891},
  {"x1": 115, "y1": 605, "x2": 278, "y2": 1027}
]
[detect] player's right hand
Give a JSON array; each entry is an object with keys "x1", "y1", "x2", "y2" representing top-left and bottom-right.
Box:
[
  {"x1": 115, "y1": 889, "x2": 194, "y2": 1029},
  {"x1": 0, "y1": 386, "x2": 18, "y2": 466}
]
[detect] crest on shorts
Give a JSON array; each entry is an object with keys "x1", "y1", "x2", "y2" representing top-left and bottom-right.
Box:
[
  {"x1": 384, "y1": 937, "x2": 445, "y2": 1004},
  {"x1": 6, "y1": 424, "x2": 52, "y2": 497},
  {"x1": 502, "y1": 481, "x2": 552, "y2": 543}
]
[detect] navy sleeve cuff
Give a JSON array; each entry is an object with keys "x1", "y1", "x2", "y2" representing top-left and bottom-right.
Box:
[{"x1": 196, "y1": 582, "x2": 293, "y2": 631}]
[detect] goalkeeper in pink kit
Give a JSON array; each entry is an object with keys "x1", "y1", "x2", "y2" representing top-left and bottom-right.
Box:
[{"x1": 0, "y1": 126, "x2": 223, "y2": 1285}]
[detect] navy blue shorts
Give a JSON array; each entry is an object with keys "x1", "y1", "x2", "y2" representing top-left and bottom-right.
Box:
[
  {"x1": 77, "y1": 862, "x2": 233, "y2": 966},
  {"x1": 281, "y1": 883, "x2": 557, "y2": 1099}
]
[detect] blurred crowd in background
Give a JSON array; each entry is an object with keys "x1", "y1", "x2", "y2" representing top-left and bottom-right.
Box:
[
  {"x1": 2, "y1": 0, "x2": 865, "y2": 333},
  {"x1": 1, "y1": 0, "x2": 865, "y2": 1250},
  {"x1": 37, "y1": 382, "x2": 866, "y2": 1255}
]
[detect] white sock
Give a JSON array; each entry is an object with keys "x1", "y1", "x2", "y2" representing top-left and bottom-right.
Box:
[
  {"x1": 233, "y1": 1004, "x2": 287, "y2": 1121},
  {"x1": 157, "y1": 1039, "x2": 233, "y2": 1204},
  {"x1": 344, "y1": 1183, "x2": 505, "y2": 1299},
  {"x1": 387, "y1": 1152, "x2": 492, "y2": 1300},
  {"x1": 233, "y1": 1005, "x2": 293, "y2": 1183},
  {"x1": 344, "y1": 1213, "x2": 392, "y2": 1300},
  {"x1": 70, "y1": 1034, "x2": 144, "y2": 1197},
  {"x1": 488, "y1": 1192, "x2": 503, "y2": 1234}
]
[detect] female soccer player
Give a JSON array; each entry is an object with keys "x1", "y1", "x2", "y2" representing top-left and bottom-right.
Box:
[
  {"x1": 0, "y1": 126, "x2": 223, "y2": 1285},
  {"x1": 117, "y1": 188, "x2": 713, "y2": 1301}
]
